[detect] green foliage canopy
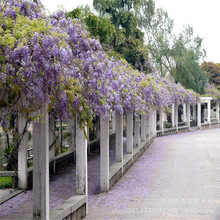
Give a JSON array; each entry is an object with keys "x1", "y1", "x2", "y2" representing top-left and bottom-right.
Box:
[
  {"x1": 201, "y1": 62, "x2": 220, "y2": 86},
  {"x1": 136, "y1": 0, "x2": 208, "y2": 93},
  {"x1": 67, "y1": 0, "x2": 149, "y2": 72}
]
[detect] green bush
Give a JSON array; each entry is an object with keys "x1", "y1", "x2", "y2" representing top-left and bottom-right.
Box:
[{"x1": 0, "y1": 176, "x2": 12, "y2": 188}]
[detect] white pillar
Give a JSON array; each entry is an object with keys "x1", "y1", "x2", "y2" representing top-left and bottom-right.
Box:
[
  {"x1": 58, "y1": 119, "x2": 63, "y2": 151},
  {"x1": 149, "y1": 113, "x2": 154, "y2": 139},
  {"x1": 159, "y1": 110, "x2": 164, "y2": 134},
  {"x1": 69, "y1": 119, "x2": 75, "y2": 152},
  {"x1": 96, "y1": 117, "x2": 100, "y2": 140},
  {"x1": 172, "y1": 103, "x2": 175, "y2": 128},
  {"x1": 183, "y1": 103, "x2": 187, "y2": 123},
  {"x1": 216, "y1": 101, "x2": 219, "y2": 125},
  {"x1": 126, "y1": 112, "x2": 133, "y2": 154},
  {"x1": 197, "y1": 102, "x2": 201, "y2": 129},
  {"x1": 18, "y1": 113, "x2": 27, "y2": 189},
  {"x1": 146, "y1": 116, "x2": 150, "y2": 140},
  {"x1": 207, "y1": 100, "x2": 211, "y2": 124},
  {"x1": 193, "y1": 105, "x2": 196, "y2": 120},
  {"x1": 187, "y1": 103, "x2": 190, "y2": 127},
  {"x1": 33, "y1": 104, "x2": 49, "y2": 220},
  {"x1": 76, "y1": 120, "x2": 88, "y2": 196},
  {"x1": 175, "y1": 104, "x2": 178, "y2": 132},
  {"x1": 111, "y1": 111, "x2": 116, "y2": 132},
  {"x1": 141, "y1": 114, "x2": 146, "y2": 142},
  {"x1": 134, "y1": 115, "x2": 140, "y2": 148},
  {"x1": 49, "y1": 116, "x2": 55, "y2": 158},
  {"x1": 100, "y1": 117, "x2": 109, "y2": 192},
  {"x1": 49, "y1": 116, "x2": 55, "y2": 173},
  {"x1": 87, "y1": 126, "x2": 90, "y2": 154},
  {"x1": 115, "y1": 112, "x2": 123, "y2": 163},
  {"x1": 154, "y1": 110, "x2": 157, "y2": 137}
]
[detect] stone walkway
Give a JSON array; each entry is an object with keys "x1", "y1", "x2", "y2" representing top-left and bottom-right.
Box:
[
  {"x1": 1, "y1": 128, "x2": 220, "y2": 219},
  {"x1": 86, "y1": 128, "x2": 220, "y2": 219}
]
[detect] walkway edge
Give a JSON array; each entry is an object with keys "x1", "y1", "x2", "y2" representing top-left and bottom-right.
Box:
[{"x1": 0, "y1": 189, "x2": 23, "y2": 205}]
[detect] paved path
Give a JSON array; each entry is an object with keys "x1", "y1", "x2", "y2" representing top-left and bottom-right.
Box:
[
  {"x1": 86, "y1": 128, "x2": 220, "y2": 219},
  {"x1": 1, "y1": 128, "x2": 220, "y2": 219}
]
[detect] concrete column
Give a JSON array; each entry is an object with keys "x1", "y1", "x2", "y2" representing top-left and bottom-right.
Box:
[
  {"x1": 126, "y1": 112, "x2": 133, "y2": 154},
  {"x1": 76, "y1": 120, "x2": 88, "y2": 196},
  {"x1": 18, "y1": 113, "x2": 27, "y2": 189},
  {"x1": 96, "y1": 117, "x2": 100, "y2": 140},
  {"x1": 154, "y1": 110, "x2": 157, "y2": 137},
  {"x1": 112, "y1": 111, "x2": 116, "y2": 132},
  {"x1": 33, "y1": 104, "x2": 49, "y2": 220},
  {"x1": 172, "y1": 103, "x2": 175, "y2": 128},
  {"x1": 141, "y1": 114, "x2": 146, "y2": 142},
  {"x1": 87, "y1": 126, "x2": 90, "y2": 154},
  {"x1": 100, "y1": 117, "x2": 109, "y2": 192},
  {"x1": 183, "y1": 103, "x2": 187, "y2": 123},
  {"x1": 149, "y1": 113, "x2": 154, "y2": 139},
  {"x1": 115, "y1": 112, "x2": 123, "y2": 163},
  {"x1": 197, "y1": 102, "x2": 201, "y2": 129},
  {"x1": 159, "y1": 110, "x2": 164, "y2": 134},
  {"x1": 187, "y1": 103, "x2": 191, "y2": 127},
  {"x1": 216, "y1": 101, "x2": 219, "y2": 125},
  {"x1": 175, "y1": 104, "x2": 178, "y2": 132},
  {"x1": 58, "y1": 119, "x2": 63, "y2": 151},
  {"x1": 146, "y1": 116, "x2": 150, "y2": 141},
  {"x1": 69, "y1": 119, "x2": 76, "y2": 152},
  {"x1": 193, "y1": 105, "x2": 196, "y2": 120},
  {"x1": 207, "y1": 100, "x2": 211, "y2": 124},
  {"x1": 134, "y1": 115, "x2": 140, "y2": 148},
  {"x1": 49, "y1": 116, "x2": 55, "y2": 173},
  {"x1": 49, "y1": 116, "x2": 55, "y2": 157}
]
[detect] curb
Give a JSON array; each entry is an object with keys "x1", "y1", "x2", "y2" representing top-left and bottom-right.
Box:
[{"x1": 0, "y1": 189, "x2": 23, "y2": 205}]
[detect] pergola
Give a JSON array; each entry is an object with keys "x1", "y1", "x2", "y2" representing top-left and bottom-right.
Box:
[{"x1": 6, "y1": 98, "x2": 220, "y2": 219}]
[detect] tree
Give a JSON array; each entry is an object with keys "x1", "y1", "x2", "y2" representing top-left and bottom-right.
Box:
[
  {"x1": 170, "y1": 26, "x2": 208, "y2": 94},
  {"x1": 84, "y1": 14, "x2": 116, "y2": 45},
  {"x1": 91, "y1": 0, "x2": 149, "y2": 72},
  {"x1": 171, "y1": 49, "x2": 208, "y2": 94},
  {"x1": 201, "y1": 62, "x2": 220, "y2": 86},
  {"x1": 136, "y1": 0, "x2": 174, "y2": 76},
  {"x1": 137, "y1": 0, "x2": 208, "y2": 93}
]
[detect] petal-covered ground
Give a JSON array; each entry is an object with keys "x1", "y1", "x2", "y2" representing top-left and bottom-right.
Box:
[
  {"x1": 2, "y1": 129, "x2": 219, "y2": 219},
  {"x1": 86, "y1": 128, "x2": 220, "y2": 219},
  {"x1": 0, "y1": 138, "x2": 128, "y2": 219}
]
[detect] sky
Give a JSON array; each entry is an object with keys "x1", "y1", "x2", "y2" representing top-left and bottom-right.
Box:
[{"x1": 41, "y1": 0, "x2": 220, "y2": 63}]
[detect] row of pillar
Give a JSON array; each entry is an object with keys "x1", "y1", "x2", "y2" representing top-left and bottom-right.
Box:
[
  {"x1": 205, "y1": 99, "x2": 219, "y2": 125},
  {"x1": 17, "y1": 100, "x2": 220, "y2": 219},
  {"x1": 195, "y1": 100, "x2": 219, "y2": 127},
  {"x1": 100, "y1": 110, "x2": 157, "y2": 192},
  {"x1": 169, "y1": 100, "x2": 219, "y2": 131},
  {"x1": 18, "y1": 100, "x2": 220, "y2": 191},
  {"x1": 17, "y1": 108, "x2": 157, "y2": 218}
]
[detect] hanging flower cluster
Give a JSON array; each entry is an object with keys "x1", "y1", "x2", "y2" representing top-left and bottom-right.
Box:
[{"x1": 0, "y1": 0, "x2": 200, "y2": 130}]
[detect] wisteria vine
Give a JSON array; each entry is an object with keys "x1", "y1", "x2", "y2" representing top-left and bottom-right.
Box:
[{"x1": 0, "y1": 0, "x2": 201, "y2": 130}]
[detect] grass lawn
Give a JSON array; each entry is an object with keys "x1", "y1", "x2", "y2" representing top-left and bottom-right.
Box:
[{"x1": 0, "y1": 176, "x2": 12, "y2": 188}]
